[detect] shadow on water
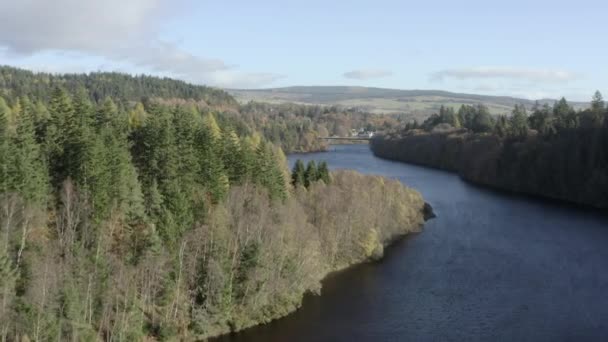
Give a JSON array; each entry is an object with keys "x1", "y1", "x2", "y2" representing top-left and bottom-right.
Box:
[{"x1": 213, "y1": 144, "x2": 608, "y2": 342}]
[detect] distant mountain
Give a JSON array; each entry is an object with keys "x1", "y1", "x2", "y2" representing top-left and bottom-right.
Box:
[{"x1": 228, "y1": 86, "x2": 587, "y2": 120}]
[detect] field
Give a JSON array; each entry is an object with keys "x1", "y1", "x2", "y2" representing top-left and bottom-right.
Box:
[{"x1": 229, "y1": 86, "x2": 587, "y2": 121}]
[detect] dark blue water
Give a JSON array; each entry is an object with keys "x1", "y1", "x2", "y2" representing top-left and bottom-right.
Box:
[{"x1": 215, "y1": 144, "x2": 608, "y2": 342}]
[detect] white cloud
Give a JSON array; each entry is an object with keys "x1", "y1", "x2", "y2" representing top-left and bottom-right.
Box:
[
  {"x1": 343, "y1": 69, "x2": 393, "y2": 80},
  {"x1": 0, "y1": 0, "x2": 164, "y2": 54},
  {"x1": 195, "y1": 71, "x2": 286, "y2": 89},
  {"x1": 0, "y1": 0, "x2": 281, "y2": 88},
  {"x1": 431, "y1": 67, "x2": 580, "y2": 83}
]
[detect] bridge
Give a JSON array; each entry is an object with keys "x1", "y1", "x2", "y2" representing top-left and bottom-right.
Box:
[{"x1": 319, "y1": 136, "x2": 371, "y2": 141}]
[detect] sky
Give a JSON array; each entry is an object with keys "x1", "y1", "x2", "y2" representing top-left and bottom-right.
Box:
[{"x1": 0, "y1": 0, "x2": 606, "y2": 101}]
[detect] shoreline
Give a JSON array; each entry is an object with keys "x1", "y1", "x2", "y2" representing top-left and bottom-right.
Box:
[
  {"x1": 206, "y1": 213, "x2": 429, "y2": 341},
  {"x1": 370, "y1": 134, "x2": 608, "y2": 212}
]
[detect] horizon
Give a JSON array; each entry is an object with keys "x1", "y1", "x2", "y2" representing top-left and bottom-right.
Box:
[
  {"x1": 2, "y1": 64, "x2": 596, "y2": 105},
  {"x1": 1, "y1": 1, "x2": 606, "y2": 101}
]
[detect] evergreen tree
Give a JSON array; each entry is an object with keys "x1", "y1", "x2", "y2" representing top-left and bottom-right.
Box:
[
  {"x1": 317, "y1": 161, "x2": 330, "y2": 184},
  {"x1": 591, "y1": 90, "x2": 605, "y2": 113},
  {"x1": 494, "y1": 116, "x2": 509, "y2": 137},
  {"x1": 591, "y1": 91, "x2": 605, "y2": 126},
  {"x1": 471, "y1": 105, "x2": 494, "y2": 133},
  {"x1": 173, "y1": 106, "x2": 201, "y2": 188},
  {"x1": 553, "y1": 97, "x2": 578, "y2": 129},
  {"x1": 458, "y1": 105, "x2": 477, "y2": 131},
  {"x1": 202, "y1": 112, "x2": 222, "y2": 141},
  {"x1": 509, "y1": 105, "x2": 529, "y2": 138},
  {"x1": 128, "y1": 102, "x2": 147, "y2": 129},
  {"x1": 96, "y1": 97, "x2": 127, "y2": 134},
  {"x1": 0, "y1": 97, "x2": 8, "y2": 137},
  {"x1": 82, "y1": 131, "x2": 112, "y2": 222},
  {"x1": 304, "y1": 161, "x2": 318, "y2": 188},
  {"x1": 529, "y1": 103, "x2": 548, "y2": 133},
  {"x1": 12, "y1": 101, "x2": 49, "y2": 204},
  {"x1": 73, "y1": 87, "x2": 94, "y2": 130},
  {"x1": 0, "y1": 99, "x2": 12, "y2": 194},
  {"x1": 253, "y1": 142, "x2": 286, "y2": 199},
  {"x1": 102, "y1": 125, "x2": 145, "y2": 223},
  {"x1": 10, "y1": 101, "x2": 21, "y2": 126},
  {"x1": 46, "y1": 87, "x2": 76, "y2": 187},
  {"x1": 33, "y1": 99, "x2": 51, "y2": 142},
  {"x1": 291, "y1": 160, "x2": 306, "y2": 187},
  {"x1": 221, "y1": 128, "x2": 248, "y2": 183},
  {"x1": 197, "y1": 122, "x2": 229, "y2": 204}
]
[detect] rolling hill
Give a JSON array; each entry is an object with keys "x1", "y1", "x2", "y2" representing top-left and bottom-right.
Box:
[{"x1": 228, "y1": 86, "x2": 587, "y2": 121}]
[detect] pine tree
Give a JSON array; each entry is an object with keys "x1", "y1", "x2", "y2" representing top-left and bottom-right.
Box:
[
  {"x1": 509, "y1": 105, "x2": 529, "y2": 138},
  {"x1": 173, "y1": 106, "x2": 201, "y2": 187},
  {"x1": 291, "y1": 160, "x2": 306, "y2": 187},
  {"x1": 317, "y1": 161, "x2": 330, "y2": 184},
  {"x1": 32, "y1": 100, "x2": 50, "y2": 144},
  {"x1": 494, "y1": 116, "x2": 509, "y2": 137},
  {"x1": 458, "y1": 105, "x2": 476, "y2": 131},
  {"x1": 0, "y1": 97, "x2": 8, "y2": 137},
  {"x1": 82, "y1": 131, "x2": 112, "y2": 221},
  {"x1": 202, "y1": 112, "x2": 222, "y2": 141},
  {"x1": 591, "y1": 91, "x2": 605, "y2": 126},
  {"x1": 102, "y1": 125, "x2": 145, "y2": 222},
  {"x1": 591, "y1": 91, "x2": 605, "y2": 113},
  {"x1": 73, "y1": 88, "x2": 94, "y2": 130},
  {"x1": 0, "y1": 98, "x2": 11, "y2": 194},
  {"x1": 251, "y1": 142, "x2": 287, "y2": 199},
  {"x1": 194, "y1": 113, "x2": 229, "y2": 203},
  {"x1": 304, "y1": 161, "x2": 318, "y2": 188},
  {"x1": 12, "y1": 100, "x2": 49, "y2": 204},
  {"x1": 553, "y1": 97, "x2": 578, "y2": 129},
  {"x1": 472, "y1": 105, "x2": 494, "y2": 133},
  {"x1": 220, "y1": 128, "x2": 247, "y2": 183},
  {"x1": 10, "y1": 100, "x2": 21, "y2": 126},
  {"x1": 97, "y1": 97, "x2": 127, "y2": 134},
  {"x1": 46, "y1": 87, "x2": 76, "y2": 187}
]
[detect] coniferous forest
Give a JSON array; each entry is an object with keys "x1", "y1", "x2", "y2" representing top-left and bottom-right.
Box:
[{"x1": 0, "y1": 66, "x2": 426, "y2": 340}]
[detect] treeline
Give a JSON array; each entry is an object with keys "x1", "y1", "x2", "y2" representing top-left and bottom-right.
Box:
[
  {"x1": 291, "y1": 160, "x2": 330, "y2": 188},
  {"x1": 238, "y1": 102, "x2": 401, "y2": 152},
  {"x1": 0, "y1": 66, "x2": 237, "y2": 107},
  {"x1": 414, "y1": 92, "x2": 605, "y2": 136},
  {"x1": 372, "y1": 92, "x2": 608, "y2": 209},
  {"x1": 0, "y1": 66, "x2": 400, "y2": 154},
  {"x1": 0, "y1": 84, "x2": 427, "y2": 340}
]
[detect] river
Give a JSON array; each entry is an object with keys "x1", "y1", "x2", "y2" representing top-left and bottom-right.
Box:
[{"x1": 213, "y1": 144, "x2": 608, "y2": 341}]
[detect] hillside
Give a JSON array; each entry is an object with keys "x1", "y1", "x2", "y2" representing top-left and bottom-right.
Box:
[
  {"x1": 229, "y1": 86, "x2": 587, "y2": 121},
  {"x1": 0, "y1": 65, "x2": 237, "y2": 107}
]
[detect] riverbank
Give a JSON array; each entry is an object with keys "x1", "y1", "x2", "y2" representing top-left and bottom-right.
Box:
[
  {"x1": 208, "y1": 144, "x2": 608, "y2": 342},
  {"x1": 200, "y1": 170, "x2": 428, "y2": 340},
  {"x1": 370, "y1": 130, "x2": 608, "y2": 210}
]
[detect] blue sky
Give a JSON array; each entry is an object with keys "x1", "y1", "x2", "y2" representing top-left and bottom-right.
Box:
[{"x1": 0, "y1": 0, "x2": 606, "y2": 100}]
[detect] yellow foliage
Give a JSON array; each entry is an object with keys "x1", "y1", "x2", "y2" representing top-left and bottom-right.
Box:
[
  {"x1": 243, "y1": 132, "x2": 262, "y2": 150},
  {"x1": 128, "y1": 102, "x2": 147, "y2": 128},
  {"x1": 359, "y1": 228, "x2": 379, "y2": 258},
  {"x1": 224, "y1": 129, "x2": 241, "y2": 150},
  {"x1": 203, "y1": 112, "x2": 222, "y2": 141}
]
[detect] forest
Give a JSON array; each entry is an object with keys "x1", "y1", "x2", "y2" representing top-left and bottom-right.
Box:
[
  {"x1": 371, "y1": 92, "x2": 608, "y2": 209},
  {"x1": 0, "y1": 66, "x2": 401, "y2": 154},
  {"x1": 0, "y1": 68, "x2": 427, "y2": 340}
]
